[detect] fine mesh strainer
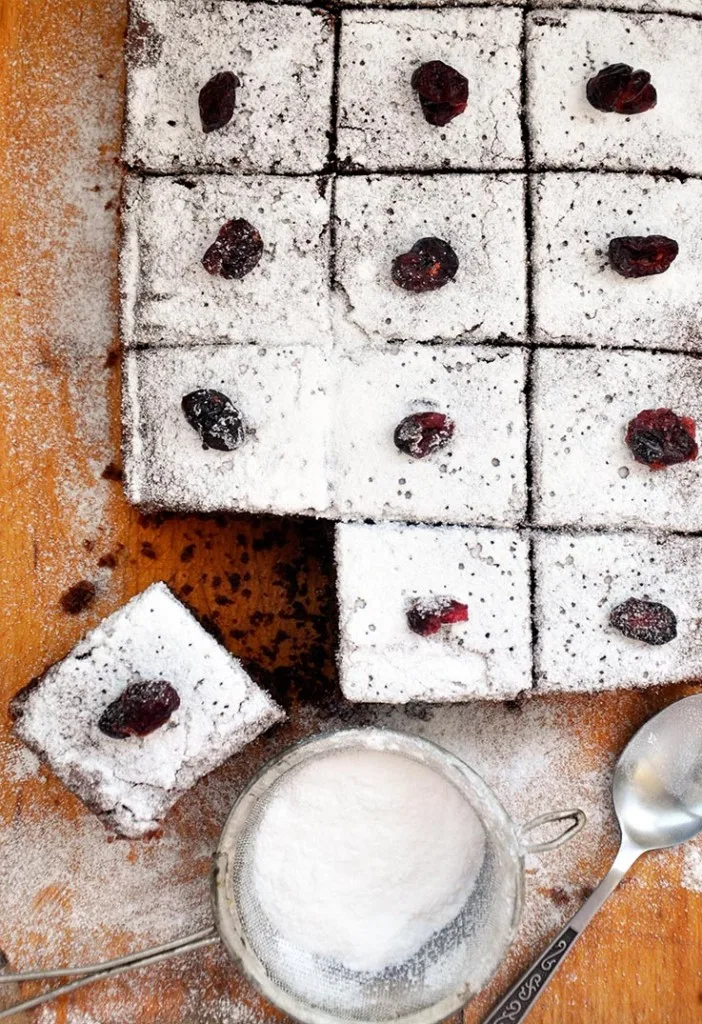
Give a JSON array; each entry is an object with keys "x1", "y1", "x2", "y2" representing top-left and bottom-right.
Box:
[{"x1": 0, "y1": 728, "x2": 585, "y2": 1024}]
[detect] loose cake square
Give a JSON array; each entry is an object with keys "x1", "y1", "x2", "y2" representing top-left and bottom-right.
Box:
[
  {"x1": 531, "y1": 348, "x2": 702, "y2": 532},
  {"x1": 334, "y1": 174, "x2": 527, "y2": 345},
  {"x1": 332, "y1": 346, "x2": 527, "y2": 526},
  {"x1": 534, "y1": 531, "x2": 702, "y2": 692},
  {"x1": 123, "y1": 346, "x2": 333, "y2": 516},
  {"x1": 124, "y1": 0, "x2": 334, "y2": 174},
  {"x1": 121, "y1": 175, "x2": 332, "y2": 348},
  {"x1": 11, "y1": 583, "x2": 285, "y2": 838},
  {"x1": 337, "y1": 8, "x2": 523, "y2": 172},
  {"x1": 336, "y1": 523, "x2": 532, "y2": 702},
  {"x1": 527, "y1": 9, "x2": 702, "y2": 174},
  {"x1": 531, "y1": 173, "x2": 702, "y2": 351}
]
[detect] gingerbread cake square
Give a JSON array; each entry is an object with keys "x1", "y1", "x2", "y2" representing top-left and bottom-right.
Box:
[
  {"x1": 332, "y1": 346, "x2": 527, "y2": 526},
  {"x1": 531, "y1": 348, "x2": 702, "y2": 532},
  {"x1": 534, "y1": 531, "x2": 702, "y2": 692},
  {"x1": 336, "y1": 522, "x2": 532, "y2": 702},
  {"x1": 123, "y1": 346, "x2": 333, "y2": 516},
  {"x1": 124, "y1": 0, "x2": 334, "y2": 174},
  {"x1": 531, "y1": 173, "x2": 702, "y2": 351},
  {"x1": 11, "y1": 583, "x2": 284, "y2": 837},
  {"x1": 121, "y1": 174, "x2": 332, "y2": 348},
  {"x1": 527, "y1": 9, "x2": 702, "y2": 174},
  {"x1": 337, "y1": 7, "x2": 523, "y2": 172},
  {"x1": 334, "y1": 174, "x2": 527, "y2": 345}
]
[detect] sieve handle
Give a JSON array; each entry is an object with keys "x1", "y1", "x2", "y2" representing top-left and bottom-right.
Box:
[
  {"x1": 519, "y1": 808, "x2": 586, "y2": 854},
  {"x1": 0, "y1": 927, "x2": 219, "y2": 1020}
]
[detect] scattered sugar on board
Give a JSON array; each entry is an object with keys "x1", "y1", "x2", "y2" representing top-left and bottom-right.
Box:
[
  {"x1": 682, "y1": 838, "x2": 702, "y2": 893},
  {"x1": 0, "y1": 740, "x2": 41, "y2": 783},
  {"x1": 0, "y1": 0, "x2": 123, "y2": 611},
  {"x1": 3, "y1": 695, "x2": 699, "y2": 1022}
]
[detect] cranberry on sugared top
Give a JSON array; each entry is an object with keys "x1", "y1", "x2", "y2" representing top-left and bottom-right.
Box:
[
  {"x1": 407, "y1": 597, "x2": 468, "y2": 637},
  {"x1": 199, "y1": 71, "x2": 240, "y2": 133},
  {"x1": 392, "y1": 237, "x2": 459, "y2": 293},
  {"x1": 586, "y1": 63, "x2": 656, "y2": 115},
  {"x1": 394, "y1": 412, "x2": 455, "y2": 459},
  {"x1": 609, "y1": 598, "x2": 677, "y2": 646},
  {"x1": 411, "y1": 61, "x2": 469, "y2": 127},
  {"x1": 625, "y1": 408, "x2": 697, "y2": 471},
  {"x1": 98, "y1": 680, "x2": 181, "y2": 739},
  {"x1": 202, "y1": 218, "x2": 263, "y2": 280},
  {"x1": 609, "y1": 236, "x2": 678, "y2": 279},
  {"x1": 181, "y1": 389, "x2": 246, "y2": 452}
]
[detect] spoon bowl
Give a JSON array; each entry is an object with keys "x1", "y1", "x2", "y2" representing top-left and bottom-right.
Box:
[{"x1": 614, "y1": 694, "x2": 702, "y2": 850}]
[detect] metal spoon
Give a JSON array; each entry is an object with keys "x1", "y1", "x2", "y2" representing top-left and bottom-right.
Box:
[{"x1": 484, "y1": 691, "x2": 702, "y2": 1024}]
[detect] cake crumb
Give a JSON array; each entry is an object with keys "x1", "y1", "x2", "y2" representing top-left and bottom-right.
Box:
[{"x1": 60, "y1": 580, "x2": 97, "y2": 615}]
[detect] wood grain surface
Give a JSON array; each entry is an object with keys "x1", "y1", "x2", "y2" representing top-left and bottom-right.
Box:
[{"x1": 0, "y1": 1, "x2": 701, "y2": 1022}]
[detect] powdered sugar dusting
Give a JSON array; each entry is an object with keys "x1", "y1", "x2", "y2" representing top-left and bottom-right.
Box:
[
  {"x1": 0, "y1": 740, "x2": 41, "y2": 783},
  {"x1": 682, "y1": 839, "x2": 702, "y2": 893},
  {"x1": 2, "y1": 684, "x2": 701, "y2": 1021},
  {"x1": 0, "y1": 726, "x2": 291, "y2": 1024},
  {"x1": 0, "y1": 0, "x2": 124, "y2": 606}
]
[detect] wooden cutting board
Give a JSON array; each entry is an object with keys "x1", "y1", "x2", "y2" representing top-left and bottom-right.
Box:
[{"x1": 0, "y1": 1, "x2": 700, "y2": 1021}]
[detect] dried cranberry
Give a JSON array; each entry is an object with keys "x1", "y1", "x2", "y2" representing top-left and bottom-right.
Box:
[
  {"x1": 609, "y1": 598, "x2": 677, "y2": 646},
  {"x1": 625, "y1": 409, "x2": 697, "y2": 471},
  {"x1": 411, "y1": 61, "x2": 469, "y2": 127},
  {"x1": 98, "y1": 681, "x2": 181, "y2": 739},
  {"x1": 407, "y1": 597, "x2": 468, "y2": 637},
  {"x1": 586, "y1": 63, "x2": 657, "y2": 115},
  {"x1": 394, "y1": 412, "x2": 455, "y2": 459},
  {"x1": 609, "y1": 236, "x2": 678, "y2": 278},
  {"x1": 199, "y1": 71, "x2": 240, "y2": 133},
  {"x1": 392, "y1": 237, "x2": 458, "y2": 293},
  {"x1": 181, "y1": 389, "x2": 246, "y2": 451},
  {"x1": 202, "y1": 219, "x2": 263, "y2": 280}
]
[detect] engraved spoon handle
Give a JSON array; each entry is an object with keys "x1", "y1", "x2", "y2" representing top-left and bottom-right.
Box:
[{"x1": 482, "y1": 840, "x2": 641, "y2": 1024}]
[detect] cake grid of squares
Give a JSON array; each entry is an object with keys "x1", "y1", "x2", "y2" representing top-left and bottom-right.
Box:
[{"x1": 121, "y1": 0, "x2": 702, "y2": 699}]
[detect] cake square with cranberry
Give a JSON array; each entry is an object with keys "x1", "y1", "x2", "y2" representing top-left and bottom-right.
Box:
[
  {"x1": 534, "y1": 532, "x2": 702, "y2": 693},
  {"x1": 531, "y1": 348, "x2": 702, "y2": 532},
  {"x1": 121, "y1": 175, "x2": 332, "y2": 348},
  {"x1": 123, "y1": 0, "x2": 334, "y2": 174},
  {"x1": 527, "y1": 9, "x2": 702, "y2": 174},
  {"x1": 11, "y1": 583, "x2": 284, "y2": 838},
  {"x1": 334, "y1": 174, "x2": 527, "y2": 345},
  {"x1": 336, "y1": 522, "x2": 531, "y2": 702},
  {"x1": 337, "y1": 8, "x2": 523, "y2": 172},
  {"x1": 531, "y1": 173, "x2": 702, "y2": 351},
  {"x1": 123, "y1": 346, "x2": 333, "y2": 516},
  {"x1": 332, "y1": 346, "x2": 527, "y2": 526}
]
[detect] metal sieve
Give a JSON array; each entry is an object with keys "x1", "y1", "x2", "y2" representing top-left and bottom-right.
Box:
[{"x1": 0, "y1": 728, "x2": 585, "y2": 1024}]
